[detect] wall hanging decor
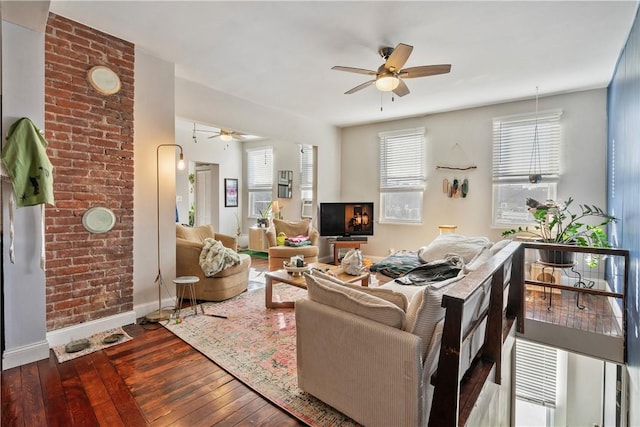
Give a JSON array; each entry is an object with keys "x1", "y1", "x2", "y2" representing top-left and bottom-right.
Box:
[{"x1": 225, "y1": 178, "x2": 238, "y2": 207}]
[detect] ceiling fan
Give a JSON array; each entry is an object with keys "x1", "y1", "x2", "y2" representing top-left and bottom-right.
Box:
[
  {"x1": 332, "y1": 43, "x2": 451, "y2": 97},
  {"x1": 192, "y1": 124, "x2": 248, "y2": 143},
  {"x1": 207, "y1": 129, "x2": 249, "y2": 142}
]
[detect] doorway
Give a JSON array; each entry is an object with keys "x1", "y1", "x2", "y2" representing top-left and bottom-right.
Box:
[{"x1": 193, "y1": 163, "x2": 220, "y2": 230}]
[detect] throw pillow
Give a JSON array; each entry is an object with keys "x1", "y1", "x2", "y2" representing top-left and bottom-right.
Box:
[
  {"x1": 273, "y1": 218, "x2": 311, "y2": 239},
  {"x1": 305, "y1": 275, "x2": 406, "y2": 329},
  {"x1": 489, "y1": 239, "x2": 512, "y2": 255},
  {"x1": 405, "y1": 276, "x2": 461, "y2": 357},
  {"x1": 418, "y1": 234, "x2": 492, "y2": 264},
  {"x1": 310, "y1": 270, "x2": 408, "y2": 310},
  {"x1": 463, "y1": 246, "x2": 493, "y2": 273}
]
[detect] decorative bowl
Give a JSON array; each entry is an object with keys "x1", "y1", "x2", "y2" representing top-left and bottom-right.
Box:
[{"x1": 283, "y1": 262, "x2": 311, "y2": 276}]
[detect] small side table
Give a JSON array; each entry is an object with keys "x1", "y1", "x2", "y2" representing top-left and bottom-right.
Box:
[
  {"x1": 327, "y1": 239, "x2": 368, "y2": 265},
  {"x1": 173, "y1": 276, "x2": 202, "y2": 317}
]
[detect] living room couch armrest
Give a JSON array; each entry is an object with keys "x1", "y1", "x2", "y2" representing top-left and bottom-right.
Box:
[
  {"x1": 308, "y1": 227, "x2": 319, "y2": 246},
  {"x1": 214, "y1": 233, "x2": 238, "y2": 251},
  {"x1": 265, "y1": 227, "x2": 277, "y2": 247}
]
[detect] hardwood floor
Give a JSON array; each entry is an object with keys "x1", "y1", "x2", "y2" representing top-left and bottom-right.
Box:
[{"x1": 2, "y1": 254, "x2": 305, "y2": 427}]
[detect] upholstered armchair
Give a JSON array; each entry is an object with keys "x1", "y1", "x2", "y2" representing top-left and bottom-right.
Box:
[
  {"x1": 176, "y1": 224, "x2": 251, "y2": 301},
  {"x1": 265, "y1": 218, "x2": 320, "y2": 271}
]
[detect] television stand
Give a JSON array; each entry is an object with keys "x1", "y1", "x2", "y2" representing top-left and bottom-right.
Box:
[{"x1": 327, "y1": 237, "x2": 368, "y2": 265}]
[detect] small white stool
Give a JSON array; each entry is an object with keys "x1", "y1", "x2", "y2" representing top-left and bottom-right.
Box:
[{"x1": 173, "y1": 276, "x2": 202, "y2": 317}]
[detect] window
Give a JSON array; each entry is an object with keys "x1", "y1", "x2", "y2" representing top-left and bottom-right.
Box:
[
  {"x1": 379, "y1": 128, "x2": 426, "y2": 224},
  {"x1": 492, "y1": 110, "x2": 562, "y2": 227},
  {"x1": 299, "y1": 144, "x2": 314, "y2": 201},
  {"x1": 515, "y1": 339, "x2": 558, "y2": 426},
  {"x1": 247, "y1": 147, "x2": 273, "y2": 218}
]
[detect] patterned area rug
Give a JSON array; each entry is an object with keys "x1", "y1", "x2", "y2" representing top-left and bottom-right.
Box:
[
  {"x1": 53, "y1": 327, "x2": 132, "y2": 363},
  {"x1": 164, "y1": 284, "x2": 359, "y2": 427}
]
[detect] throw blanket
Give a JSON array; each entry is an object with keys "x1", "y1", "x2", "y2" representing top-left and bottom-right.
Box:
[
  {"x1": 394, "y1": 254, "x2": 465, "y2": 286},
  {"x1": 199, "y1": 238, "x2": 241, "y2": 277},
  {"x1": 285, "y1": 235, "x2": 311, "y2": 247}
]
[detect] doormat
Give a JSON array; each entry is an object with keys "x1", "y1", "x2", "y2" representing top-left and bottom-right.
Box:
[{"x1": 52, "y1": 327, "x2": 133, "y2": 363}]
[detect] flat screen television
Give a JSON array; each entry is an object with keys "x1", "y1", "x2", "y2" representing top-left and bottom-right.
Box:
[{"x1": 319, "y1": 202, "x2": 374, "y2": 237}]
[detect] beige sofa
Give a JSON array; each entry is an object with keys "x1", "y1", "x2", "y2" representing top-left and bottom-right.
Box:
[
  {"x1": 176, "y1": 224, "x2": 251, "y2": 301},
  {"x1": 295, "y1": 235, "x2": 523, "y2": 427}
]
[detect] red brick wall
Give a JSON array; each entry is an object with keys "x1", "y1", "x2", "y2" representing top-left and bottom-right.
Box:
[{"x1": 44, "y1": 14, "x2": 135, "y2": 331}]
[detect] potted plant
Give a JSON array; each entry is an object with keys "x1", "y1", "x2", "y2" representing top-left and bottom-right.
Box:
[
  {"x1": 502, "y1": 197, "x2": 617, "y2": 266},
  {"x1": 256, "y1": 202, "x2": 272, "y2": 228}
]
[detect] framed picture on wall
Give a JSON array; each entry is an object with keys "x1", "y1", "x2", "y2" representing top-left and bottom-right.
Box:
[{"x1": 225, "y1": 178, "x2": 238, "y2": 207}]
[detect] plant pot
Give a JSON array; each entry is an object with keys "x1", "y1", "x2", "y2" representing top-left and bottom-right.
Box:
[{"x1": 538, "y1": 248, "x2": 575, "y2": 266}]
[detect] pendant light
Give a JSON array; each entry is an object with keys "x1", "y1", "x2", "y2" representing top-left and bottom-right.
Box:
[{"x1": 529, "y1": 86, "x2": 542, "y2": 184}]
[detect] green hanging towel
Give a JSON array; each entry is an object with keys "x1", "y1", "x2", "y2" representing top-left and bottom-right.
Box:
[{"x1": 2, "y1": 117, "x2": 55, "y2": 207}]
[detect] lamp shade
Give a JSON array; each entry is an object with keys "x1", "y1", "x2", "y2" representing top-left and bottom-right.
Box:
[{"x1": 375, "y1": 74, "x2": 400, "y2": 92}]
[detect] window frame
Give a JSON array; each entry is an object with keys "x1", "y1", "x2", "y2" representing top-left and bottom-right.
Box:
[
  {"x1": 378, "y1": 127, "x2": 426, "y2": 225},
  {"x1": 246, "y1": 146, "x2": 274, "y2": 218},
  {"x1": 492, "y1": 110, "x2": 562, "y2": 227}
]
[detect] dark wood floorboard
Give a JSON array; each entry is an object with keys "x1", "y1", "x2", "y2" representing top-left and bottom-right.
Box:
[
  {"x1": 524, "y1": 285, "x2": 623, "y2": 336},
  {"x1": 1, "y1": 255, "x2": 305, "y2": 427}
]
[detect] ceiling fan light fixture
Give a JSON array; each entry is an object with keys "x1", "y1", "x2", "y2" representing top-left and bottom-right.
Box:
[
  {"x1": 375, "y1": 74, "x2": 400, "y2": 92},
  {"x1": 219, "y1": 133, "x2": 233, "y2": 142}
]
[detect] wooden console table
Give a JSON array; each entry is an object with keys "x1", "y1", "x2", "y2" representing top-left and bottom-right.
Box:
[
  {"x1": 248, "y1": 226, "x2": 269, "y2": 252},
  {"x1": 327, "y1": 238, "x2": 367, "y2": 265}
]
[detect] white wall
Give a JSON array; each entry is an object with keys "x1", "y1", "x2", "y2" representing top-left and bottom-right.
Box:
[
  {"x1": 340, "y1": 89, "x2": 608, "y2": 257},
  {"x1": 175, "y1": 119, "x2": 244, "y2": 236},
  {"x1": 1, "y1": 19, "x2": 50, "y2": 369},
  {"x1": 174, "y1": 78, "x2": 342, "y2": 257},
  {"x1": 132, "y1": 50, "x2": 177, "y2": 316}
]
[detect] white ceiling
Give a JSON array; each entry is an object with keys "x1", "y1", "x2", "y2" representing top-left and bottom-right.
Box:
[{"x1": 49, "y1": 1, "x2": 638, "y2": 128}]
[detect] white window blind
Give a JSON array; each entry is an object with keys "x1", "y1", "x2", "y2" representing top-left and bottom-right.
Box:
[
  {"x1": 516, "y1": 340, "x2": 557, "y2": 408},
  {"x1": 247, "y1": 147, "x2": 273, "y2": 217},
  {"x1": 299, "y1": 145, "x2": 313, "y2": 190},
  {"x1": 493, "y1": 110, "x2": 562, "y2": 181},
  {"x1": 492, "y1": 110, "x2": 562, "y2": 227},
  {"x1": 247, "y1": 147, "x2": 273, "y2": 190},
  {"x1": 378, "y1": 128, "x2": 426, "y2": 223},
  {"x1": 379, "y1": 128, "x2": 426, "y2": 190}
]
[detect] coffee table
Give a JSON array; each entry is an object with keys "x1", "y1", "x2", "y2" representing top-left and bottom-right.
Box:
[{"x1": 265, "y1": 262, "x2": 369, "y2": 309}]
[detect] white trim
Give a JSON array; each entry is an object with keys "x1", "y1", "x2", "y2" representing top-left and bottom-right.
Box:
[
  {"x1": 2, "y1": 340, "x2": 50, "y2": 370},
  {"x1": 46, "y1": 310, "x2": 137, "y2": 348}
]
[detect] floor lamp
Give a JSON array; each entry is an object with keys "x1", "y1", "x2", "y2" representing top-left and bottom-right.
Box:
[{"x1": 145, "y1": 143, "x2": 185, "y2": 323}]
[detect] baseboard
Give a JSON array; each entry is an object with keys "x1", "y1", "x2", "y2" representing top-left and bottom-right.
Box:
[
  {"x1": 46, "y1": 310, "x2": 138, "y2": 348},
  {"x1": 2, "y1": 340, "x2": 50, "y2": 370}
]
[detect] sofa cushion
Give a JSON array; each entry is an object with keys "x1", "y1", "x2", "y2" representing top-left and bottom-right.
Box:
[
  {"x1": 305, "y1": 275, "x2": 406, "y2": 329},
  {"x1": 273, "y1": 218, "x2": 311, "y2": 238},
  {"x1": 310, "y1": 270, "x2": 408, "y2": 310},
  {"x1": 418, "y1": 233, "x2": 492, "y2": 264},
  {"x1": 405, "y1": 275, "x2": 462, "y2": 357},
  {"x1": 176, "y1": 224, "x2": 215, "y2": 242}
]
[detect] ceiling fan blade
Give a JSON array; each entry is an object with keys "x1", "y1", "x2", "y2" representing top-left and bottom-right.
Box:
[
  {"x1": 331, "y1": 66, "x2": 377, "y2": 76},
  {"x1": 207, "y1": 134, "x2": 221, "y2": 139},
  {"x1": 345, "y1": 80, "x2": 375, "y2": 94},
  {"x1": 399, "y1": 64, "x2": 451, "y2": 79},
  {"x1": 393, "y1": 79, "x2": 410, "y2": 97},
  {"x1": 385, "y1": 43, "x2": 413, "y2": 72}
]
